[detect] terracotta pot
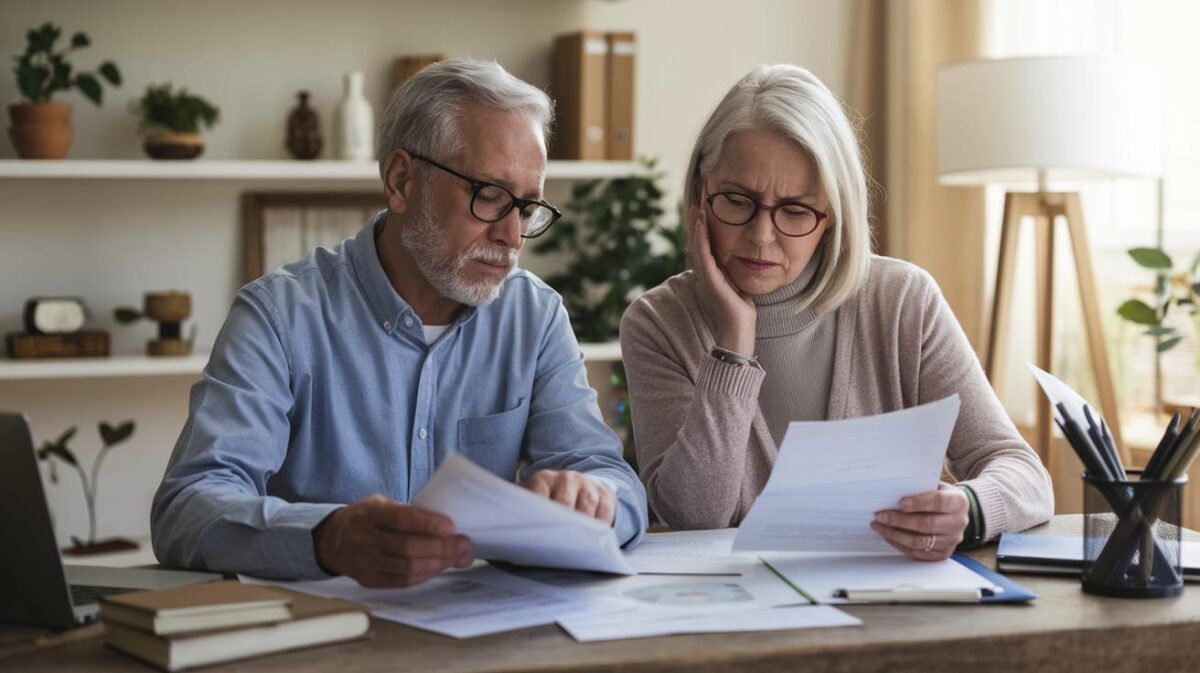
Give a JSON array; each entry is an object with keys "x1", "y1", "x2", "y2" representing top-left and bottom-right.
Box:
[
  {"x1": 7, "y1": 102, "x2": 73, "y2": 159},
  {"x1": 144, "y1": 131, "x2": 204, "y2": 160}
]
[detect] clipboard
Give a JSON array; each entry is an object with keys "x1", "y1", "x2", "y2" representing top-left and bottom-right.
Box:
[{"x1": 952, "y1": 553, "x2": 1037, "y2": 603}]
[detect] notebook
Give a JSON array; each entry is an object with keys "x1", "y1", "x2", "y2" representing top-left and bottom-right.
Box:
[
  {"x1": 103, "y1": 588, "x2": 370, "y2": 672},
  {"x1": 99, "y1": 580, "x2": 293, "y2": 635},
  {"x1": 996, "y1": 532, "x2": 1200, "y2": 581}
]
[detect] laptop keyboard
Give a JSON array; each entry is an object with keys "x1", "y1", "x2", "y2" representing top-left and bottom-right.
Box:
[{"x1": 70, "y1": 584, "x2": 134, "y2": 606}]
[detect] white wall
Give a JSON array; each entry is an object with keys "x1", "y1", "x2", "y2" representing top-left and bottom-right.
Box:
[{"x1": 0, "y1": 0, "x2": 850, "y2": 547}]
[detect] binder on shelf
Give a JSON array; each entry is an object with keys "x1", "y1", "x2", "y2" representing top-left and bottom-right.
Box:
[
  {"x1": 392, "y1": 54, "x2": 444, "y2": 90},
  {"x1": 551, "y1": 31, "x2": 609, "y2": 161},
  {"x1": 605, "y1": 32, "x2": 636, "y2": 161}
]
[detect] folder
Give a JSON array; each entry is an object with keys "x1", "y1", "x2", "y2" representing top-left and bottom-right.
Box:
[
  {"x1": 551, "y1": 31, "x2": 609, "y2": 160},
  {"x1": 392, "y1": 54, "x2": 443, "y2": 90},
  {"x1": 605, "y1": 32, "x2": 636, "y2": 160}
]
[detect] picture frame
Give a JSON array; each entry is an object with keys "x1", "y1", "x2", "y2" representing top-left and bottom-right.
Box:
[{"x1": 241, "y1": 192, "x2": 384, "y2": 284}]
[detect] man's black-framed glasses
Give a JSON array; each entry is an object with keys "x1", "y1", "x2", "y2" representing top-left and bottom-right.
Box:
[
  {"x1": 705, "y1": 191, "x2": 828, "y2": 238},
  {"x1": 409, "y1": 152, "x2": 562, "y2": 239}
]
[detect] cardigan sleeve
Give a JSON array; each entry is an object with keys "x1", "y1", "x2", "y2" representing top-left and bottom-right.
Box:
[
  {"x1": 914, "y1": 272, "x2": 1055, "y2": 540},
  {"x1": 619, "y1": 294, "x2": 764, "y2": 529}
]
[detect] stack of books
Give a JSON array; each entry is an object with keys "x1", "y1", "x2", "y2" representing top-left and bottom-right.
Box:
[{"x1": 100, "y1": 580, "x2": 370, "y2": 671}]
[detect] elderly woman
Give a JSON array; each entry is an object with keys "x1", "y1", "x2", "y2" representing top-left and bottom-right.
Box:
[{"x1": 620, "y1": 64, "x2": 1054, "y2": 560}]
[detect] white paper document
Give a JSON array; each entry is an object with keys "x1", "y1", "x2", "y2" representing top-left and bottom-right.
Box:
[
  {"x1": 412, "y1": 454, "x2": 634, "y2": 574},
  {"x1": 1030, "y1": 364, "x2": 1106, "y2": 433},
  {"x1": 504, "y1": 561, "x2": 810, "y2": 615},
  {"x1": 761, "y1": 553, "x2": 1001, "y2": 604},
  {"x1": 625, "y1": 528, "x2": 754, "y2": 574},
  {"x1": 558, "y1": 604, "x2": 861, "y2": 642},
  {"x1": 500, "y1": 554, "x2": 843, "y2": 642},
  {"x1": 733, "y1": 395, "x2": 962, "y2": 553},
  {"x1": 242, "y1": 564, "x2": 628, "y2": 638}
]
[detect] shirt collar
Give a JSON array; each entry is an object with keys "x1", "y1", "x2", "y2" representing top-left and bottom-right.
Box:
[{"x1": 349, "y1": 210, "x2": 478, "y2": 335}]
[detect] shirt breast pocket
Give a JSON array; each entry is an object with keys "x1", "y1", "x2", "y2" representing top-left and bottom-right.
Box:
[{"x1": 456, "y1": 397, "x2": 529, "y2": 481}]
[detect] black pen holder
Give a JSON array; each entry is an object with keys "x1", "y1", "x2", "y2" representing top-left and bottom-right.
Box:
[{"x1": 1081, "y1": 470, "x2": 1186, "y2": 598}]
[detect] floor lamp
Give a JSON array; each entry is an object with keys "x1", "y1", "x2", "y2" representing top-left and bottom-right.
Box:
[{"x1": 936, "y1": 56, "x2": 1163, "y2": 480}]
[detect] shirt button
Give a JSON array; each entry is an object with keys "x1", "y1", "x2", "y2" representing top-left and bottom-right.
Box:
[
  {"x1": 403, "y1": 316, "x2": 414, "y2": 328},
  {"x1": 418, "y1": 428, "x2": 428, "y2": 440},
  {"x1": 383, "y1": 320, "x2": 392, "y2": 331}
]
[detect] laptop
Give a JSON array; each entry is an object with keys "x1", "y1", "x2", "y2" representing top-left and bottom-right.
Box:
[{"x1": 0, "y1": 412, "x2": 219, "y2": 629}]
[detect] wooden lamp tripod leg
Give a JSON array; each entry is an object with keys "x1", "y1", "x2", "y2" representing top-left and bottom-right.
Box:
[
  {"x1": 1062, "y1": 193, "x2": 1128, "y2": 466},
  {"x1": 1035, "y1": 204, "x2": 1057, "y2": 479}
]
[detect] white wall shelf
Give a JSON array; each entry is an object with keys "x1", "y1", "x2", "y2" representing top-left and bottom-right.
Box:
[
  {"x1": 0, "y1": 159, "x2": 641, "y2": 183},
  {"x1": 578, "y1": 341, "x2": 622, "y2": 363},
  {"x1": 0, "y1": 353, "x2": 210, "y2": 381},
  {"x1": 0, "y1": 342, "x2": 621, "y2": 381}
]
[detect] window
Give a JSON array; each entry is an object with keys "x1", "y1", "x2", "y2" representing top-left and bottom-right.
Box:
[{"x1": 985, "y1": 0, "x2": 1200, "y2": 439}]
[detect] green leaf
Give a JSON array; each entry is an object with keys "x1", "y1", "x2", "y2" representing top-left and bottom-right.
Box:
[
  {"x1": 1117, "y1": 299, "x2": 1159, "y2": 326},
  {"x1": 1144, "y1": 326, "x2": 1177, "y2": 337},
  {"x1": 113, "y1": 307, "x2": 144, "y2": 323},
  {"x1": 74, "y1": 73, "x2": 101, "y2": 105},
  {"x1": 57, "y1": 426, "x2": 78, "y2": 446},
  {"x1": 42, "y1": 440, "x2": 77, "y2": 467},
  {"x1": 70, "y1": 32, "x2": 90, "y2": 48},
  {"x1": 1157, "y1": 336, "x2": 1184, "y2": 352},
  {"x1": 16, "y1": 66, "x2": 49, "y2": 102},
  {"x1": 1128, "y1": 247, "x2": 1173, "y2": 270},
  {"x1": 99, "y1": 420, "x2": 135, "y2": 447},
  {"x1": 98, "y1": 61, "x2": 121, "y2": 86}
]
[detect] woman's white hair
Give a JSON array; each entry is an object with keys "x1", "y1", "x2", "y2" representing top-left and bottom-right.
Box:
[
  {"x1": 377, "y1": 59, "x2": 554, "y2": 171},
  {"x1": 684, "y1": 63, "x2": 872, "y2": 314}
]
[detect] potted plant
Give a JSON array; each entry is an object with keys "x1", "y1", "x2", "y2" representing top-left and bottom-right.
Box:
[
  {"x1": 37, "y1": 420, "x2": 138, "y2": 555},
  {"x1": 531, "y1": 158, "x2": 686, "y2": 342},
  {"x1": 8, "y1": 22, "x2": 121, "y2": 159},
  {"x1": 1117, "y1": 247, "x2": 1200, "y2": 410},
  {"x1": 130, "y1": 83, "x2": 219, "y2": 159},
  {"x1": 531, "y1": 158, "x2": 686, "y2": 459}
]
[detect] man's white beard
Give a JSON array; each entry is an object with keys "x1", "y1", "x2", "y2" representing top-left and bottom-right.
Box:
[{"x1": 401, "y1": 186, "x2": 520, "y2": 307}]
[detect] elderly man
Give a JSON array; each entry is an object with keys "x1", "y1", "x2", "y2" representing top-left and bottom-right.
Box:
[{"x1": 152, "y1": 59, "x2": 648, "y2": 587}]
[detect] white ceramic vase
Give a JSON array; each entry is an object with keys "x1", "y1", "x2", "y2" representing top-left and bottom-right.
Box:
[{"x1": 333, "y1": 71, "x2": 374, "y2": 161}]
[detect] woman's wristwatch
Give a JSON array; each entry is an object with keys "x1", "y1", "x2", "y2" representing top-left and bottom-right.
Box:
[{"x1": 710, "y1": 345, "x2": 761, "y2": 369}]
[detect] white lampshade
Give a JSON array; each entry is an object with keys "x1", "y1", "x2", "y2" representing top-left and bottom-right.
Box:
[{"x1": 937, "y1": 56, "x2": 1163, "y2": 186}]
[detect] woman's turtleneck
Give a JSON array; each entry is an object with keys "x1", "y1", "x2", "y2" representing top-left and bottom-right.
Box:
[
  {"x1": 752, "y1": 246, "x2": 824, "y2": 338},
  {"x1": 751, "y1": 245, "x2": 838, "y2": 446}
]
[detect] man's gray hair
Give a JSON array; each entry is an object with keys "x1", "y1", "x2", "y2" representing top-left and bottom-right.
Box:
[{"x1": 377, "y1": 59, "x2": 554, "y2": 172}]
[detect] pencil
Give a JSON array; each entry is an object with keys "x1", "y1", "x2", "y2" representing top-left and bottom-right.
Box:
[
  {"x1": 1057, "y1": 403, "x2": 1113, "y2": 482},
  {"x1": 1084, "y1": 405, "x2": 1126, "y2": 481},
  {"x1": 1141, "y1": 412, "x2": 1181, "y2": 482}
]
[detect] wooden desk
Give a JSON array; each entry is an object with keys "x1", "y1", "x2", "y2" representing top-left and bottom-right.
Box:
[{"x1": 4, "y1": 516, "x2": 1199, "y2": 673}]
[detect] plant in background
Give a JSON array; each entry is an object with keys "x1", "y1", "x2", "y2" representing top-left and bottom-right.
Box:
[
  {"x1": 130, "y1": 83, "x2": 220, "y2": 159},
  {"x1": 8, "y1": 22, "x2": 121, "y2": 159},
  {"x1": 13, "y1": 23, "x2": 121, "y2": 105},
  {"x1": 532, "y1": 158, "x2": 687, "y2": 342},
  {"x1": 1117, "y1": 247, "x2": 1200, "y2": 353},
  {"x1": 37, "y1": 421, "x2": 136, "y2": 550}
]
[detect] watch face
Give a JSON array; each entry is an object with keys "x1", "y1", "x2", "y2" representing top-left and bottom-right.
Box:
[{"x1": 28, "y1": 298, "x2": 87, "y2": 334}]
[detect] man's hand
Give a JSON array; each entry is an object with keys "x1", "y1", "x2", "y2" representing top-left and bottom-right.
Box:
[
  {"x1": 524, "y1": 470, "x2": 616, "y2": 524},
  {"x1": 312, "y1": 494, "x2": 472, "y2": 588},
  {"x1": 870, "y1": 482, "x2": 969, "y2": 561}
]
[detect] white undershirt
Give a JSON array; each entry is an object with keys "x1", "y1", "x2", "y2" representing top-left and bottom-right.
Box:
[{"x1": 422, "y1": 324, "x2": 450, "y2": 345}]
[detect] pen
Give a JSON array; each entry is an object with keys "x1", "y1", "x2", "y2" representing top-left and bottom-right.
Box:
[{"x1": 831, "y1": 586, "x2": 992, "y2": 602}]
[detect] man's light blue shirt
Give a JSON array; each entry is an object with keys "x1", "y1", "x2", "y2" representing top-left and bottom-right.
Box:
[{"x1": 152, "y1": 212, "x2": 648, "y2": 579}]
